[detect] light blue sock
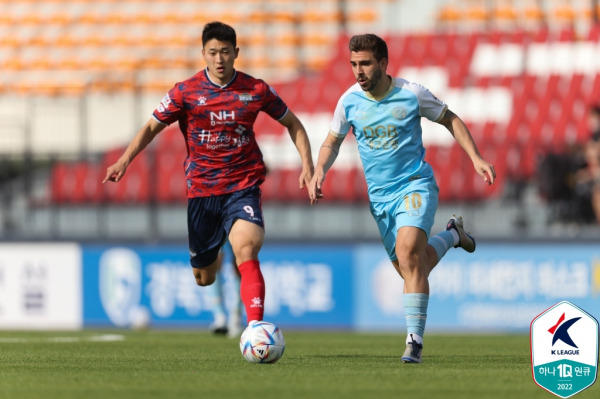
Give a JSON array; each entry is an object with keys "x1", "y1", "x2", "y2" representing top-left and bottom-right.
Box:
[
  {"x1": 404, "y1": 293, "x2": 429, "y2": 338},
  {"x1": 206, "y1": 273, "x2": 227, "y2": 323},
  {"x1": 428, "y1": 230, "x2": 456, "y2": 261},
  {"x1": 231, "y1": 272, "x2": 242, "y2": 318}
]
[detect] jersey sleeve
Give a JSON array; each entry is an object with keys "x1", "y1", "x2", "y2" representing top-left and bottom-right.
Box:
[
  {"x1": 152, "y1": 84, "x2": 184, "y2": 125},
  {"x1": 329, "y1": 94, "x2": 352, "y2": 138},
  {"x1": 410, "y1": 82, "x2": 448, "y2": 122},
  {"x1": 260, "y1": 82, "x2": 288, "y2": 121}
]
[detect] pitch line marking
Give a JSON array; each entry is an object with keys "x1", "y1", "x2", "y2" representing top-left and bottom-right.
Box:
[{"x1": 0, "y1": 334, "x2": 125, "y2": 343}]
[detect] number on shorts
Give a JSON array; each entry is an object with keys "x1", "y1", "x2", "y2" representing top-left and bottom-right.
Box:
[
  {"x1": 243, "y1": 205, "x2": 254, "y2": 218},
  {"x1": 403, "y1": 193, "x2": 422, "y2": 211}
]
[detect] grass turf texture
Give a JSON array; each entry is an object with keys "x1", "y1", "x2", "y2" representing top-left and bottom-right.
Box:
[{"x1": 0, "y1": 331, "x2": 598, "y2": 399}]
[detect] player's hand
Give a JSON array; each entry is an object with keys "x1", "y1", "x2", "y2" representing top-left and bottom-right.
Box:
[
  {"x1": 103, "y1": 163, "x2": 127, "y2": 183},
  {"x1": 308, "y1": 173, "x2": 324, "y2": 205},
  {"x1": 474, "y1": 158, "x2": 496, "y2": 185},
  {"x1": 298, "y1": 165, "x2": 314, "y2": 190}
]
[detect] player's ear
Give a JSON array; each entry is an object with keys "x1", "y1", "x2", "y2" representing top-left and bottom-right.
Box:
[
  {"x1": 234, "y1": 47, "x2": 239, "y2": 58},
  {"x1": 381, "y1": 57, "x2": 388, "y2": 70}
]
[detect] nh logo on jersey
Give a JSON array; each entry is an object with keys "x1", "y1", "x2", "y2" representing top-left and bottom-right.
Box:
[
  {"x1": 210, "y1": 111, "x2": 235, "y2": 126},
  {"x1": 531, "y1": 301, "x2": 599, "y2": 398}
]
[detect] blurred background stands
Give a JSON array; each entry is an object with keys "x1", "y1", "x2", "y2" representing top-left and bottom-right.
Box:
[{"x1": 1, "y1": 0, "x2": 600, "y2": 243}]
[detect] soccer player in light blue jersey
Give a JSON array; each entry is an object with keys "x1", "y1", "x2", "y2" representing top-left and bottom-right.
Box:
[{"x1": 308, "y1": 34, "x2": 496, "y2": 363}]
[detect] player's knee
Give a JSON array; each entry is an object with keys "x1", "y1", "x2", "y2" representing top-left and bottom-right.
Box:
[
  {"x1": 395, "y1": 250, "x2": 421, "y2": 274},
  {"x1": 194, "y1": 275, "x2": 216, "y2": 287},
  {"x1": 192, "y1": 268, "x2": 217, "y2": 286},
  {"x1": 232, "y1": 243, "x2": 261, "y2": 264}
]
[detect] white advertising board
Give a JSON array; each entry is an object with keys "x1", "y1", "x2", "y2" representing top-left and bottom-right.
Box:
[{"x1": 0, "y1": 243, "x2": 82, "y2": 330}]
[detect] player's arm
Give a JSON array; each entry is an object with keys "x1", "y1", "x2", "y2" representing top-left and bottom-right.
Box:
[
  {"x1": 309, "y1": 131, "x2": 344, "y2": 205},
  {"x1": 103, "y1": 117, "x2": 166, "y2": 183},
  {"x1": 437, "y1": 109, "x2": 496, "y2": 185},
  {"x1": 278, "y1": 110, "x2": 315, "y2": 190}
]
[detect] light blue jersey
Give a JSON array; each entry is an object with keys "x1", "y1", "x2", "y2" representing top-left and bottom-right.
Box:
[
  {"x1": 330, "y1": 78, "x2": 447, "y2": 202},
  {"x1": 330, "y1": 77, "x2": 448, "y2": 258}
]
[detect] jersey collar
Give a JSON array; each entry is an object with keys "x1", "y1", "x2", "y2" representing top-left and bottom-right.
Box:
[
  {"x1": 204, "y1": 68, "x2": 237, "y2": 89},
  {"x1": 365, "y1": 76, "x2": 395, "y2": 102}
]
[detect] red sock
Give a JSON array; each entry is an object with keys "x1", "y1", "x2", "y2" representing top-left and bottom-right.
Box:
[{"x1": 238, "y1": 260, "x2": 265, "y2": 323}]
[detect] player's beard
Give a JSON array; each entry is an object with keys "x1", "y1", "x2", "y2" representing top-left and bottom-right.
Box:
[{"x1": 358, "y1": 68, "x2": 384, "y2": 92}]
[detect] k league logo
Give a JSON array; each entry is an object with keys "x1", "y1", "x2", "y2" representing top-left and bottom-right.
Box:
[{"x1": 531, "y1": 301, "x2": 599, "y2": 398}]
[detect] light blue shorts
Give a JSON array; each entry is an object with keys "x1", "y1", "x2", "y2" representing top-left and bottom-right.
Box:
[{"x1": 369, "y1": 177, "x2": 439, "y2": 261}]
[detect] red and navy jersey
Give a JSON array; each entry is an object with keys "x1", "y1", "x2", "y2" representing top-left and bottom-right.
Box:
[{"x1": 152, "y1": 69, "x2": 288, "y2": 197}]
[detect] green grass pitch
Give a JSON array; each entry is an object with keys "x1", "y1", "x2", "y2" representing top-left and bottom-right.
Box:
[{"x1": 0, "y1": 330, "x2": 598, "y2": 399}]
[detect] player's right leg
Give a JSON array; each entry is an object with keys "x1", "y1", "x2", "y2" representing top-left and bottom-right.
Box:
[
  {"x1": 186, "y1": 196, "x2": 226, "y2": 286},
  {"x1": 224, "y1": 185, "x2": 266, "y2": 326},
  {"x1": 206, "y1": 251, "x2": 229, "y2": 335}
]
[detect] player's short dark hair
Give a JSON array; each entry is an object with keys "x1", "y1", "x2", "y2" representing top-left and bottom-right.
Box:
[
  {"x1": 349, "y1": 34, "x2": 388, "y2": 62},
  {"x1": 202, "y1": 21, "x2": 237, "y2": 48}
]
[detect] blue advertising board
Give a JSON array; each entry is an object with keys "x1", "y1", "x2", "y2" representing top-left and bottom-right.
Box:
[
  {"x1": 354, "y1": 243, "x2": 600, "y2": 332},
  {"x1": 81, "y1": 242, "x2": 599, "y2": 332},
  {"x1": 82, "y1": 244, "x2": 354, "y2": 329}
]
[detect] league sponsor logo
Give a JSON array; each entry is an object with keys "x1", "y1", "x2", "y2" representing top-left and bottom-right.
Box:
[
  {"x1": 239, "y1": 93, "x2": 253, "y2": 105},
  {"x1": 531, "y1": 301, "x2": 598, "y2": 398}
]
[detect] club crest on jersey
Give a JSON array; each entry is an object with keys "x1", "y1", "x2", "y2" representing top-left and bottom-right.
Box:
[
  {"x1": 238, "y1": 93, "x2": 254, "y2": 105},
  {"x1": 392, "y1": 106, "x2": 407, "y2": 120}
]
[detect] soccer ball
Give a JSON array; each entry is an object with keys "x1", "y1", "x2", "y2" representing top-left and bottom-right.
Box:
[{"x1": 239, "y1": 321, "x2": 285, "y2": 364}]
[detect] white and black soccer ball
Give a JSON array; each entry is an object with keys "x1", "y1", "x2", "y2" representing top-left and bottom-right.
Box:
[{"x1": 239, "y1": 321, "x2": 285, "y2": 364}]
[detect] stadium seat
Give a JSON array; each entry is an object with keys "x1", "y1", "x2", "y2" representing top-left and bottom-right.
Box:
[
  {"x1": 551, "y1": 2, "x2": 577, "y2": 27},
  {"x1": 49, "y1": 162, "x2": 70, "y2": 204},
  {"x1": 101, "y1": 149, "x2": 152, "y2": 204},
  {"x1": 320, "y1": 169, "x2": 351, "y2": 202},
  {"x1": 522, "y1": 2, "x2": 546, "y2": 28},
  {"x1": 50, "y1": 161, "x2": 102, "y2": 204},
  {"x1": 155, "y1": 150, "x2": 186, "y2": 203},
  {"x1": 260, "y1": 168, "x2": 281, "y2": 202},
  {"x1": 437, "y1": 4, "x2": 463, "y2": 27},
  {"x1": 492, "y1": 1, "x2": 518, "y2": 29}
]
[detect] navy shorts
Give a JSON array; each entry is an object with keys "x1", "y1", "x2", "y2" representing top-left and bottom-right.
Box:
[{"x1": 187, "y1": 185, "x2": 264, "y2": 268}]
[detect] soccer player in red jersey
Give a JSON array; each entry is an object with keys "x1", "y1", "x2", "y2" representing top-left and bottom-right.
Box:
[{"x1": 103, "y1": 21, "x2": 314, "y2": 327}]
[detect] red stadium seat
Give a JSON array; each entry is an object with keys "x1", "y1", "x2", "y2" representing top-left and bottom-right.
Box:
[
  {"x1": 155, "y1": 150, "x2": 186, "y2": 203},
  {"x1": 101, "y1": 150, "x2": 151, "y2": 204},
  {"x1": 260, "y1": 168, "x2": 282, "y2": 202},
  {"x1": 50, "y1": 161, "x2": 102, "y2": 204}
]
